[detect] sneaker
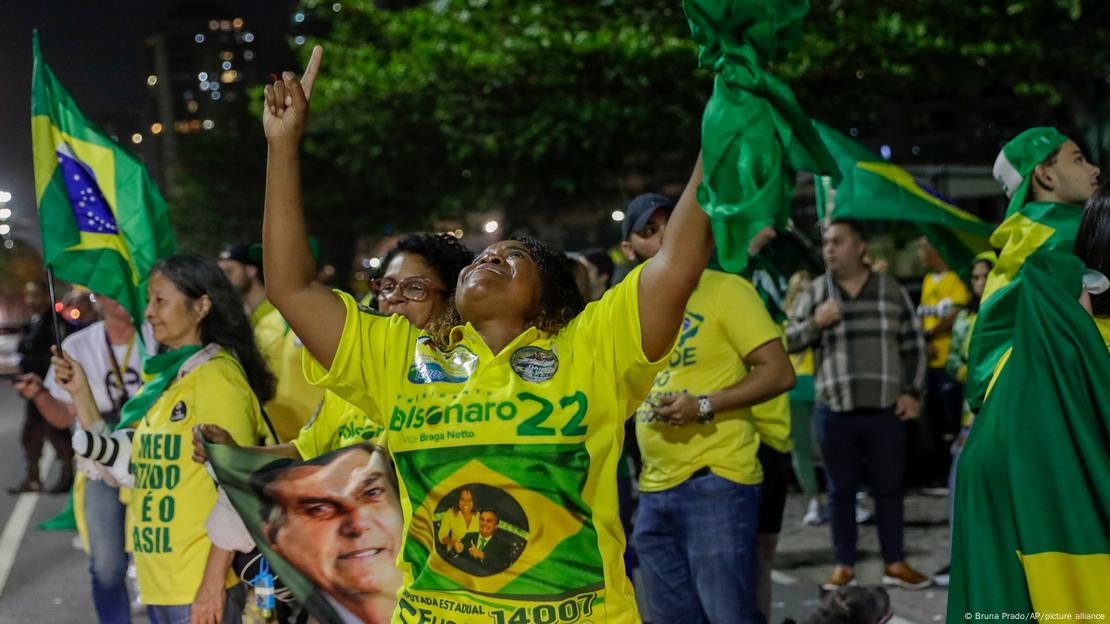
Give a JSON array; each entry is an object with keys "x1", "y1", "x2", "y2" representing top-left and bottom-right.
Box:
[
  {"x1": 882, "y1": 561, "x2": 932, "y2": 590},
  {"x1": 933, "y1": 564, "x2": 950, "y2": 587},
  {"x1": 802, "y1": 498, "x2": 826, "y2": 526},
  {"x1": 855, "y1": 501, "x2": 873, "y2": 524},
  {"x1": 821, "y1": 566, "x2": 857, "y2": 591}
]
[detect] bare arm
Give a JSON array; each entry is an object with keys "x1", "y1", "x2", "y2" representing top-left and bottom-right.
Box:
[
  {"x1": 652, "y1": 339, "x2": 795, "y2": 425},
  {"x1": 708, "y1": 339, "x2": 795, "y2": 412},
  {"x1": 49, "y1": 348, "x2": 105, "y2": 431},
  {"x1": 262, "y1": 45, "x2": 346, "y2": 369},
  {"x1": 637, "y1": 154, "x2": 712, "y2": 361}
]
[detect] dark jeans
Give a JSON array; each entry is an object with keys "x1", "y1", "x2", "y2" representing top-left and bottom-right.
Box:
[
  {"x1": 922, "y1": 368, "x2": 963, "y2": 481},
  {"x1": 19, "y1": 401, "x2": 72, "y2": 482},
  {"x1": 633, "y1": 472, "x2": 763, "y2": 624},
  {"x1": 814, "y1": 403, "x2": 906, "y2": 566},
  {"x1": 84, "y1": 478, "x2": 131, "y2": 623}
]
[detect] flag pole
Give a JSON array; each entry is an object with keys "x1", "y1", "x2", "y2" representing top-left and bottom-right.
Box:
[{"x1": 44, "y1": 265, "x2": 64, "y2": 348}]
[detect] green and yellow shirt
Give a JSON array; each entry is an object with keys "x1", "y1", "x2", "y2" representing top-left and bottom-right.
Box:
[{"x1": 304, "y1": 264, "x2": 668, "y2": 624}]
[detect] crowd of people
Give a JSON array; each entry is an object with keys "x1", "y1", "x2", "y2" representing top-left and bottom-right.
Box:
[{"x1": 3, "y1": 44, "x2": 1107, "y2": 624}]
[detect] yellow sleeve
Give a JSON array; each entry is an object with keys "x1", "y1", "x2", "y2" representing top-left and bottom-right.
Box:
[
  {"x1": 719, "y1": 276, "x2": 783, "y2": 357},
  {"x1": 568, "y1": 263, "x2": 674, "y2": 402},
  {"x1": 437, "y1": 510, "x2": 455, "y2": 542},
  {"x1": 301, "y1": 290, "x2": 420, "y2": 423},
  {"x1": 943, "y1": 272, "x2": 971, "y2": 306},
  {"x1": 193, "y1": 360, "x2": 267, "y2": 447},
  {"x1": 290, "y1": 395, "x2": 332, "y2": 460}
]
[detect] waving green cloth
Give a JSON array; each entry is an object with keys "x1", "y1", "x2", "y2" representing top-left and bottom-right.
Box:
[{"x1": 685, "y1": 0, "x2": 841, "y2": 274}]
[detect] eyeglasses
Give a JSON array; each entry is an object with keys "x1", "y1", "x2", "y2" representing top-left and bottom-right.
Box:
[{"x1": 371, "y1": 276, "x2": 444, "y2": 302}]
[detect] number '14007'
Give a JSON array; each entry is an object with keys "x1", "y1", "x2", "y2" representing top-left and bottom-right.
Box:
[{"x1": 490, "y1": 593, "x2": 596, "y2": 624}]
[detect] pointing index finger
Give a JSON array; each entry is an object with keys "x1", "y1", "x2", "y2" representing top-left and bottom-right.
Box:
[{"x1": 301, "y1": 45, "x2": 324, "y2": 99}]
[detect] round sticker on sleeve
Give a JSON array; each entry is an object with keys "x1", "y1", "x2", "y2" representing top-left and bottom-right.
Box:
[
  {"x1": 433, "y1": 484, "x2": 528, "y2": 577},
  {"x1": 509, "y1": 346, "x2": 558, "y2": 382}
]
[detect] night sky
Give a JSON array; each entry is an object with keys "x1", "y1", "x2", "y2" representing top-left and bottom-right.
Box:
[{"x1": 0, "y1": 0, "x2": 296, "y2": 240}]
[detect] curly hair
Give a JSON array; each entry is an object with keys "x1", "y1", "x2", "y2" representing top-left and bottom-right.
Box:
[
  {"x1": 429, "y1": 236, "x2": 586, "y2": 346},
  {"x1": 375, "y1": 233, "x2": 474, "y2": 296},
  {"x1": 151, "y1": 254, "x2": 276, "y2": 403}
]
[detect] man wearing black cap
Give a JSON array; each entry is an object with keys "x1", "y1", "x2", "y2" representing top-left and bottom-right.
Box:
[
  {"x1": 219, "y1": 243, "x2": 323, "y2": 442},
  {"x1": 218, "y1": 244, "x2": 274, "y2": 325},
  {"x1": 622, "y1": 193, "x2": 796, "y2": 624}
]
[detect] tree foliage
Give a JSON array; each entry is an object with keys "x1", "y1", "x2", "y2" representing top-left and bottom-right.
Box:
[{"x1": 167, "y1": 0, "x2": 1110, "y2": 251}]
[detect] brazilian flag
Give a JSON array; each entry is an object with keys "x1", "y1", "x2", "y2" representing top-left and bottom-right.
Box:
[
  {"x1": 31, "y1": 31, "x2": 175, "y2": 326},
  {"x1": 949, "y1": 251, "x2": 1110, "y2": 617},
  {"x1": 964, "y1": 202, "x2": 1081, "y2": 412},
  {"x1": 813, "y1": 122, "x2": 994, "y2": 279}
]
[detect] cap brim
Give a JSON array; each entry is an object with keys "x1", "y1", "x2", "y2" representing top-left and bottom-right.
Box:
[{"x1": 625, "y1": 204, "x2": 673, "y2": 240}]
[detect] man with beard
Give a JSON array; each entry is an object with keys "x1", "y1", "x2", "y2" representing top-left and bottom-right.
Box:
[{"x1": 622, "y1": 193, "x2": 796, "y2": 624}]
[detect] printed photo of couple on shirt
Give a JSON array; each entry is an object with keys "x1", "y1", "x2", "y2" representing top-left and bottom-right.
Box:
[{"x1": 434, "y1": 483, "x2": 530, "y2": 577}]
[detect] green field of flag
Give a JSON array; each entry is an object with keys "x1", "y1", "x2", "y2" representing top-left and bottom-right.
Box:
[
  {"x1": 31, "y1": 31, "x2": 175, "y2": 327},
  {"x1": 814, "y1": 122, "x2": 993, "y2": 277}
]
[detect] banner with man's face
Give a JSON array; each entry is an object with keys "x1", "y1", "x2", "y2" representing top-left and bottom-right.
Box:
[{"x1": 205, "y1": 442, "x2": 403, "y2": 624}]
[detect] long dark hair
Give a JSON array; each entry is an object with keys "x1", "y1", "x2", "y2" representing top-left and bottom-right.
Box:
[
  {"x1": 151, "y1": 254, "x2": 276, "y2": 402},
  {"x1": 1076, "y1": 183, "x2": 1110, "y2": 316},
  {"x1": 968, "y1": 259, "x2": 995, "y2": 313}
]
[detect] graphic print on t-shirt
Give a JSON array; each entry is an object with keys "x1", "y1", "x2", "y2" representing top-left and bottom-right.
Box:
[
  {"x1": 408, "y1": 336, "x2": 479, "y2": 384},
  {"x1": 396, "y1": 443, "x2": 602, "y2": 598},
  {"x1": 433, "y1": 483, "x2": 529, "y2": 577}
]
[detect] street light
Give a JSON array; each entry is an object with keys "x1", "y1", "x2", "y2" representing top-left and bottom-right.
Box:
[
  {"x1": 483, "y1": 220, "x2": 499, "y2": 234},
  {"x1": 0, "y1": 225, "x2": 10, "y2": 236},
  {"x1": 0, "y1": 191, "x2": 11, "y2": 203},
  {"x1": 0, "y1": 208, "x2": 11, "y2": 220},
  {"x1": 611, "y1": 210, "x2": 625, "y2": 222}
]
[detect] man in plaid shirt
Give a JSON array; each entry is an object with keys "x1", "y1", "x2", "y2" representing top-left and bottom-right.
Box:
[{"x1": 786, "y1": 218, "x2": 930, "y2": 591}]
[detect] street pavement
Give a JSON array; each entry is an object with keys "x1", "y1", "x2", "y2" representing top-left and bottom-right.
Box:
[{"x1": 0, "y1": 383, "x2": 949, "y2": 623}]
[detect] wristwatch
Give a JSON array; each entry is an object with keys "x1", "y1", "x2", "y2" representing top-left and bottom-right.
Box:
[{"x1": 695, "y1": 395, "x2": 715, "y2": 424}]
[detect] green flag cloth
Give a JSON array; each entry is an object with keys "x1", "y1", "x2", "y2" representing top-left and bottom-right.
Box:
[
  {"x1": 964, "y1": 201, "x2": 1082, "y2": 412},
  {"x1": 31, "y1": 31, "x2": 175, "y2": 327},
  {"x1": 37, "y1": 492, "x2": 77, "y2": 532},
  {"x1": 116, "y1": 346, "x2": 203, "y2": 430},
  {"x1": 684, "y1": 0, "x2": 840, "y2": 274},
  {"x1": 813, "y1": 122, "x2": 994, "y2": 277},
  {"x1": 949, "y1": 250, "x2": 1110, "y2": 618}
]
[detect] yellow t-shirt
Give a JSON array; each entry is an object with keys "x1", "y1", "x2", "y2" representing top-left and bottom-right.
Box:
[
  {"x1": 920, "y1": 271, "x2": 971, "y2": 368},
  {"x1": 304, "y1": 263, "x2": 668, "y2": 624},
  {"x1": 254, "y1": 306, "x2": 325, "y2": 442},
  {"x1": 635, "y1": 271, "x2": 783, "y2": 492},
  {"x1": 752, "y1": 393, "x2": 792, "y2": 454},
  {"x1": 291, "y1": 390, "x2": 383, "y2": 459},
  {"x1": 130, "y1": 349, "x2": 273, "y2": 605}
]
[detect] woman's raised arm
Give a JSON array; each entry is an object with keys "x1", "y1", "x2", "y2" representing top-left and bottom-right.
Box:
[
  {"x1": 262, "y1": 46, "x2": 345, "y2": 369},
  {"x1": 636, "y1": 154, "x2": 712, "y2": 361}
]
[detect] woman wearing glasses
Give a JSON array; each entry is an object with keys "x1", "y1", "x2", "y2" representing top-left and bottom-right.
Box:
[{"x1": 193, "y1": 233, "x2": 473, "y2": 461}]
